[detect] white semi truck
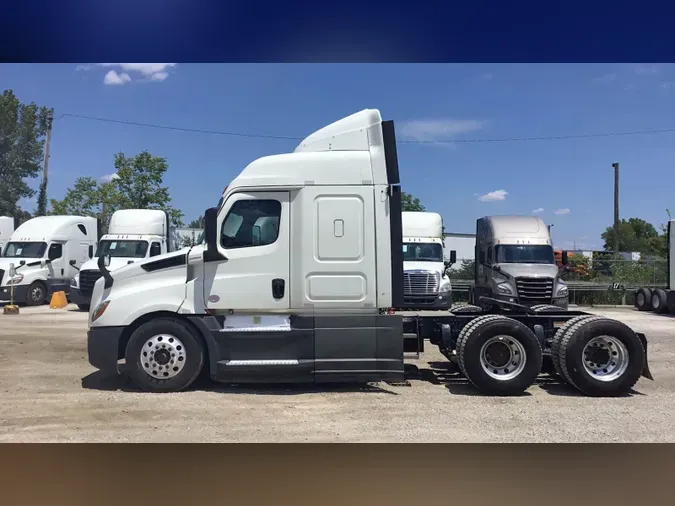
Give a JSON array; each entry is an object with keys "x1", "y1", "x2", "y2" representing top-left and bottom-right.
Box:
[
  {"x1": 634, "y1": 218, "x2": 675, "y2": 314},
  {"x1": 401, "y1": 211, "x2": 455, "y2": 310},
  {"x1": 86, "y1": 109, "x2": 653, "y2": 397},
  {"x1": 70, "y1": 209, "x2": 177, "y2": 311},
  {"x1": 0, "y1": 216, "x2": 98, "y2": 306},
  {"x1": 0, "y1": 216, "x2": 18, "y2": 255}
]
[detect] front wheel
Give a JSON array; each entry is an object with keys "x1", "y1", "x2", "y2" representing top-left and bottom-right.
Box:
[
  {"x1": 25, "y1": 281, "x2": 47, "y2": 306},
  {"x1": 77, "y1": 304, "x2": 90, "y2": 311},
  {"x1": 125, "y1": 318, "x2": 205, "y2": 393}
]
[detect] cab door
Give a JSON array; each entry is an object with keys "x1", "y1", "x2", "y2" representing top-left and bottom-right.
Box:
[{"x1": 203, "y1": 191, "x2": 290, "y2": 313}]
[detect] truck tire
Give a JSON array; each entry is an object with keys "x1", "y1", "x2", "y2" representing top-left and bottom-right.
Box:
[
  {"x1": 552, "y1": 316, "x2": 645, "y2": 397},
  {"x1": 651, "y1": 289, "x2": 668, "y2": 314},
  {"x1": 530, "y1": 304, "x2": 561, "y2": 313},
  {"x1": 25, "y1": 281, "x2": 47, "y2": 306},
  {"x1": 451, "y1": 303, "x2": 483, "y2": 314},
  {"x1": 634, "y1": 288, "x2": 652, "y2": 312},
  {"x1": 456, "y1": 314, "x2": 542, "y2": 396},
  {"x1": 125, "y1": 317, "x2": 205, "y2": 393},
  {"x1": 550, "y1": 315, "x2": 600, "y2": 380},
  {"x1": 77, "y1": 304, "x2": 90, "y2": 311}
]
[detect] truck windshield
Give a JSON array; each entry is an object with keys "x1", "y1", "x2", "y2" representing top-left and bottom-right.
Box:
[
  {"x1": 495, "y1": 245, "x2": 554, "y2": 264},
  {"x1": 403, "y1": 243, "x2": 444, "y2": 262},
  {"x1": 96, "y1": 240, "x2": 149, "y2": 258},
  {"x1": 3, "y1": 242, "x2": 47, "y2": 258}
]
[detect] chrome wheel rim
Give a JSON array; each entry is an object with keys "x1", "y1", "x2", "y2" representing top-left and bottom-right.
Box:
[
  {"x1": 31, "y1": 286, "x2": 44, "y2": 302},
  {"x1": 479, "y1": 335, "x2": 527, "y2": 381},
  {"x1": 140, "y1": 334, "x2": 187, "y2": 379},
  {"x1": 582, "y1": 336, "x2": 629, "y2": 382}
]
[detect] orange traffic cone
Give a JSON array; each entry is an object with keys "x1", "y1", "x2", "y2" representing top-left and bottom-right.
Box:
[{"x1": 49, "y1": 291, "x2": 68, "y2": 309}]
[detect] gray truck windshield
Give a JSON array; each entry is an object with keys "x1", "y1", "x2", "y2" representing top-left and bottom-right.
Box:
[
  {"x1": 403, "y1": 243, "x2": 444, "y2": 262},
  {"x1": 3, "y1": 242, "x2": 47, "y2": 258},
  {"x1": 495, "y1": 245, "x2": 554, "y2": 264},
  {"x1": 96, "y1": 240, "x2": 149, "y2": 258}
]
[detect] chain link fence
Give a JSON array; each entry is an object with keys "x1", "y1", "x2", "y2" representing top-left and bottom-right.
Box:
[{"x1": 447, "y1": 257, "x2": 669, "y2": 306}]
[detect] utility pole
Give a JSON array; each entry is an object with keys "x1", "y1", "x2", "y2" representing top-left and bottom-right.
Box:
[
  {"x1": 36, "y1": 110, "x2": 54, "y2": 216},
  {"x1": 612, "y1": 162, "x2": 620, "y2": 254}
]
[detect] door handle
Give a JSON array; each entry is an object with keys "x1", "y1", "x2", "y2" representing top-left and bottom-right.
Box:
[{"x1": 272, "y1": 278, "x2": 285, "y2": 300}]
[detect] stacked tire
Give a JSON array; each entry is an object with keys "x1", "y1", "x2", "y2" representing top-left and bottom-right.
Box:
[{"x1": 634, "y1": 287, "x2": 670, "y2": 314}]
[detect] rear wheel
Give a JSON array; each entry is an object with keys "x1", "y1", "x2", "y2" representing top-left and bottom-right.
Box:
[
  {"x1": 551, "y1": 316, "x2": 645, "y2": 396},
  {"x1": 25, "y1": 281, "x2": 47, "y2": 306},
  {"x1": 651, "y1": 289, "x2": 668, "y2": 314},
  {"x1": 456, "y1": 314, "x2": 542, "y2": 396},
  {"x1": 125, "y1": 318, "x2": 205, "y2": 393},
  {"x1": 634, "y1": 288, "x2": 652, "y2": 311}
]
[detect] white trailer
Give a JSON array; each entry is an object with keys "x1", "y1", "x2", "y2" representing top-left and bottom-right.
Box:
[
  {"x1": 0, "y1": 216, "x2": 98, "y2": 305},
  {"x1": 70, "y1": 209, "x2": 176, "y2": 311},
  {"x1": 0, "y1": 216, "x2": 18, "y2": 255},
  {"x1": 634, "y1": 218, "x2": 675, "y2": 314},
  {"x1": 85, "y1": 109, "x2": 653, "y2": 397}
]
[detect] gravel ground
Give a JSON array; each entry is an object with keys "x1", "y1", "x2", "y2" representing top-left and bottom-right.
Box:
[{"x1": 0, "y1": 303, "x2": 673, "y2": 442}]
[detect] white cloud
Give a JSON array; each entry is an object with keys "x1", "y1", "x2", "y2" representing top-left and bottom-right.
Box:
[
  {"x1": 633, "y1": 64, "x2": 660, "y2": 76},
  {"x1": 103, "y1": 70, "x2": 131, "y2": 85},
  {"x1": 399, "y1": 118, "x2": 486, "y2": 142},
  {"x1": 554, "y1": 208, "x2": 571, "y2": 215},
  {"x1": 478, "y1": 189, "x2": 508, "y2": 202},
  {"x1": 532, "y1": 208, "x2": 544, "y2": 213},
  {"x1": 78, "y1": 63, "x2": 177, "y2": 84},
  {"x1": 592, "y1": 73, "x2": 616, "y2": 84},
  {"x1": 100, "y1": 173, "x2": 119, "y2": 183}
]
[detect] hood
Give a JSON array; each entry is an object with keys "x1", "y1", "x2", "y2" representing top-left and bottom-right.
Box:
[
  {"x1": 104, "y1": 247, "x2": 192, "y2": 283},
  {"x1": 80, "y1": 256, "x2": 142, "y2": 273},
  {"x1": 403, "y1": 260, "x2": 445, "y2": 274},
  {"x1": 493, "y1": 263, "x2": 559, "y2": 280},
  {"x1": 0, "y1": 257, "x2": 42, "y2": 271}
]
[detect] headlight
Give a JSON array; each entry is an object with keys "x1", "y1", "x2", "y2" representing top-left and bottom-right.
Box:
[
  {"x1": 496, "y1": 283, "x2": 512, "y2": 295},
  {"x1": 439, "y1": 282, "x2": 452, "y2": 293},
  {"x1": 91, "y1": 300, "x2": 110, "y2": 322},
  {"x1": 557, "y1": 283, "x2": 568, "y2": 296},
  {"x1": 7, "y1": 274, "x2": 24, "y2": 285}
]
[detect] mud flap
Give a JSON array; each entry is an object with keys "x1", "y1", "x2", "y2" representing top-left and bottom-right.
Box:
[{"x1": 637, "y1": 333, "x2": 654, "y2": 380}]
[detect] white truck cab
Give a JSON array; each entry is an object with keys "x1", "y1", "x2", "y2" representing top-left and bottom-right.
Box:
[
  {"x1": 87, "y1": 108, "x2": 406, "y2": 392},
  {"x1": 0, "y1": 216, "x2": 98, "y2": 306},
  {"x1": 401, "y1": 211, "x2": 455, "y2": 309},
  {"x1": 70, "y1": 209, "x2": 174, "y2": 311},
  {"x1": 0, "y1": 216, "x2": 18, "y2": 255}
]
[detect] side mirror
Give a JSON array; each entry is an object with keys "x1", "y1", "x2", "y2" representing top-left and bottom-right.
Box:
[
  {"x1": 69, "y1": 260, "x2": 76, "y2": 266},
  {"x1": 449, "y1": 250, "x2": 457, "y2": 265},
  {"x1": 203, "y1": 206, "x2": 226, "y2": 262},
  {"x1": 562, "y1": 251, "x2": 569, "y2": 265},
  {"x1": 19, "y1": 260, "x2": 26, "y2": 266}
]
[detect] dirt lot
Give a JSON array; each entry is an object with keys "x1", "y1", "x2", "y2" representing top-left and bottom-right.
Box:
[{"x1": 0, "y1": 304, "x2": 673, "y2": 442}]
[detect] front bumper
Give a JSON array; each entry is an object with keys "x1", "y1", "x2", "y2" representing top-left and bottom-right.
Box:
[
  {"x1": 488, "y1": 292, "x2": 569, "y2": 310},
  {"x1": 0, "y1": 284, "x2": 28, "y2": 303},
  {"x1": 69, "y1": 288, "x2": 92, "y2": 306},
  {"x1": 87, "y1": 326, "x2": 126, "y2": 371}
]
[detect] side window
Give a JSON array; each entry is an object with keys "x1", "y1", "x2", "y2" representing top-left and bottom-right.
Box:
[
  {"x1": 48, "y1": 243, "x2": 63, "y2": 261},
  {"x1": 220, "y1": 199, "x2": 281, "y2": 249},
  {"x1": 150, "y1": 242, "x2": 162, "y2": 257},
  {"x1": 77, "y1": 224, "x2": 87, "y2": 235}
]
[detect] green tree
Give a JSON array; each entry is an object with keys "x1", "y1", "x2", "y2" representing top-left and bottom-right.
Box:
[
  {"x1": 450, "y1": 259, "x2": 475, "y2": 280},
  {"x1": 187, "y1": 216, "x2": 204, "y2": 229},
  {"x1": 601, "y1": 217, "x2": 666, "y2": 257},
  {"x1": 50, "y1": 151, "x2": 184, "y2": 232},
  {"x1": 0, "y1": 89, "x2": 52, "y2": 217},
  {"x1": 401, "y1": 192, "x2": 425, "y2": 212}
]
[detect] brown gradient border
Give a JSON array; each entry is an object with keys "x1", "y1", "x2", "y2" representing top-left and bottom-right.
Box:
[{"x1": 1, "y1": 444, "x2": 673, "y2": 504}]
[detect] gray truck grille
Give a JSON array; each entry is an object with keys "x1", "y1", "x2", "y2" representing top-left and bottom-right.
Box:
[
  {"x1": 515, "y1": 277, "x2": 554, "y2": 304},
  {"x1": 79, "y1": 269, "x2": 103, "y2": 296},
  {"x1": 404, "y1": 271, "x2": 440, "y2": 295}
]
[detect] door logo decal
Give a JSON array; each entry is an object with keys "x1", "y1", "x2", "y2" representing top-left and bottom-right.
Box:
[{"x1": 208, "y1": 295, "x2": 220, "y2": 303}]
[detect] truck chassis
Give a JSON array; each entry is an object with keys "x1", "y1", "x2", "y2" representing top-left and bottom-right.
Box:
[{"x1": 397, "y1": 297, "x2": 653, "y2": 397}]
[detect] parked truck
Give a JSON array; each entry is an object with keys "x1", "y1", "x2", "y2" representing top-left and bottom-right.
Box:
[
  {"x1": 461, "y1": 215, "x2": 569, "y2": 312},
  {"x1": 70, "y1": 209, "x2": 177, "y2": 311},
  {"x1": 401, "y1": 212, "x2": 455, "y2": 310},
  {"x1": 0, "y1": 216, "x2": 98, "y2": 306},
  {"x1": 634, "y1": 218, "x2": 675, "y2": 314},
  {"x1": 85, "y1": 109, "x2": 652, "y2": 397},
  {"x1": 0, "y1": 216, "x2": 18, "y2": 255}
]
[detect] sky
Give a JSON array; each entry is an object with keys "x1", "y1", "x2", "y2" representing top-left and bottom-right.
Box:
[{"x1": 1, "y1": 63, "x2": 675, "y2": 250}]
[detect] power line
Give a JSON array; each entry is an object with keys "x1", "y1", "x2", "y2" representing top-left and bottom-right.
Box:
[{"x1": 57, "y1": 112, "x2": 675, "y2": 144}]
